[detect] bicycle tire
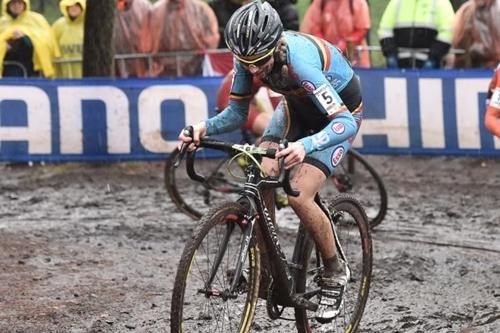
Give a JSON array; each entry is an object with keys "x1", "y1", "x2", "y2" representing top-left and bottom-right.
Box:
[
  {"x1": 324, "y1": 149, "x2": 388, "y2": 229},
  {"x1": 294, "y1": 194, "x2": 373, "y2": 333},
  {"x1": 170, "y1": 202, "x2": 261, "y2": 333},
  {"x1": 164, "y1": 148, "x2": 244, "y2": 220}
]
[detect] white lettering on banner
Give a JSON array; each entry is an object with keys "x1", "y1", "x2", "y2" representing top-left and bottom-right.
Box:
[
  {"x1": 58, "y1": 87, "x2": 130, "y2": 154},
  {"x1": 0, "y1": 86, "x2": 51, "y2": 153},
  {"x1": 420, "y1": 79, "x2": 445, "y2": 148},
  {"x1": 138, "y1": 85, "x2": 208, "y2": 153},
  {"x1": 455, "y1": 79, "x2": 492, "y2": 149},
  {"x1": 354, "y1": 78, "x2": 409, "y2": 148}
]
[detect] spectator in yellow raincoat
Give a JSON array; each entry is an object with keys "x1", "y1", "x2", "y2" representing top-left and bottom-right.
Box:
[
  {"x1": 52, "y1": 0, "x2": 86, "y2": 78},
  {"x1": 0, "y1": 0, "x2": 60, "y2": 78}
]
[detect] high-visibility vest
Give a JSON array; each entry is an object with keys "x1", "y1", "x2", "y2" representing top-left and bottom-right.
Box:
[{"x1": 378, "y1": 0, "x2": 454, "y2": 60}]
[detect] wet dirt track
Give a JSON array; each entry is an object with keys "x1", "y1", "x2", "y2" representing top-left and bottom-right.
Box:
[{"x1": 0, "y1": 155, "x2": 499, "y2": 333}]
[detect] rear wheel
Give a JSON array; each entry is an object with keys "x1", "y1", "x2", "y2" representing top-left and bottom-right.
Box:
[
  {"x1": 294, "y1": 195, "x2": 373, "y2": 333},
  {"x1": 322, "y1": 149, "x2": 388, "y2": 228},
  {"x1": 170, "y1": 202, "x2": 260, "y2": 333},
  {"x1": 164, "y1": 148, "x2": 245, "y2": 219}
]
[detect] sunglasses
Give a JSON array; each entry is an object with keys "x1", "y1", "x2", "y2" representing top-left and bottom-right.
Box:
[{"x1": 235, "y1": 48, "x2": 275, "y2": 68}]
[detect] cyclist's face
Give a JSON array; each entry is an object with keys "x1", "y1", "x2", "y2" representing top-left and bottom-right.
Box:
[{"x1": 238, "y1": 52, "x2": 275, "y2": 79}]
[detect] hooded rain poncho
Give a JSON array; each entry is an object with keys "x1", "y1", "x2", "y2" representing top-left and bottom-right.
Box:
[
  {"x1": 0, "y1": 0, "x2": 60, "y2": 78},
  {"x1": 114, "y1": 0, "x2": 152, "y2": 78},
  {"x1": 52, "y1": 0, "x2": 86, "y2": 78},
  {"x1": 452, "y1": 0, "x2": 500, "y2": 69},
  {"x1": 141, "y1": 0, "x2": 219, "y2": 77}
]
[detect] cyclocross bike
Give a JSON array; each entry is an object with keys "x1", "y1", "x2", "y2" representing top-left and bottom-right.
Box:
[
  {"x1": 170, "y1": 129, "x2": 373, "y2": 332},
  {"x1": 164, "y1": 129, "x2": 387, "y2": 228}
]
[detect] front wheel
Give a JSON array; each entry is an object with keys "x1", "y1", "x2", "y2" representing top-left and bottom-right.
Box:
[
  {"x1": 294, "y1": 194, "x2": 373, "y2": 333},
  {"x1": 170, "y1": 202, "x2": 261, "y2": 333}
]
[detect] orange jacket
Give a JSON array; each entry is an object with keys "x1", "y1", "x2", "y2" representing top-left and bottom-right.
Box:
[
  {"x1": 485, "y1": 64, "x2": 500, "y2": 138},
  {"x1": 141, "y1": 0, "x2": 219, "y2": 77},
  {"x1": 300, "y1": 0, "x2": 371, "y2": 67}
]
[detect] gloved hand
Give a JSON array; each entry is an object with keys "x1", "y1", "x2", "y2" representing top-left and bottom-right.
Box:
[
  {"x1": 386, "y1": 55, "x2": 398, "y2": 69},
  {"x1": 422, "y1": 59, "x2": 436, "y2": 69}
]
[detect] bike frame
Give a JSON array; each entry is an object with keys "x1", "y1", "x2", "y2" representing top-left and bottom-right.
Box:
[
  {"x1": 201, "y1": 161, "x2": 320, "y2": 311},
  {"x1": 178, "y1": 136, "x2": 350, "y2": 314}
]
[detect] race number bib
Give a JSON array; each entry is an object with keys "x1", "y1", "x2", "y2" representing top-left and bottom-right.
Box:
[
  {"x1": 491, "y1": 87, "x2": 500, "y2": 109},
  {"x1": 313, "y1": 84, "x2": 344, "y2": 117}
]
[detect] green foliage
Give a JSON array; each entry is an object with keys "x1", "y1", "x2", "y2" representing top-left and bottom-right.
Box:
[{"x1": 30, "y1": 0, "x2": 60, "y2": 23}]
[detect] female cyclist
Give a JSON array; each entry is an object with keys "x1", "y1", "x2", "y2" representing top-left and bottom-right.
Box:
[{"x1": 178, "y1": 0, "x2": 364, "y2": 322}]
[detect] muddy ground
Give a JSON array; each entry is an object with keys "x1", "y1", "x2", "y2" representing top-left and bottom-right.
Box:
[{"x1": 0, "y1": 155, "x2": 499, "y2": 333}]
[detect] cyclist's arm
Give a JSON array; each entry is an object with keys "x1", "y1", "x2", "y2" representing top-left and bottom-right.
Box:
[
  {"x1": 290, "y1": 61, "x2": 358, "y2": 153},
  {"x1": 300, "y1": 111, "x2": 358, "y2": 154},
  {"x1": 205, "y1": 63, "x2": 253, "y2": 135},
  {"x1": 485, "y1": 87, "x2": 500, "y2": 138}
]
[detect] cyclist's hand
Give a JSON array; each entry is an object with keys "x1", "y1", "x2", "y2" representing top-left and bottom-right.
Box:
[
  {"x1": 178, "y1": 122, "x2": 206, "y2": 151},
  {"x1": 275, "y1": 141, "x2": 305, "y2": 170}
]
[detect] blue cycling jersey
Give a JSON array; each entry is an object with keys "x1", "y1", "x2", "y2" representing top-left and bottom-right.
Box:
[{"x1": 205, "y1": 31, "x2": 362, "y2": 155}]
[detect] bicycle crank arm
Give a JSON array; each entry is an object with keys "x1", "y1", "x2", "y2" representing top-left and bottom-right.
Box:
[
  {"x1": 291, "y1": 294, "x2": 318, "y2": 311},
  {"x1": 197, "y1": 288, "x2": 238, "y2": 300}
]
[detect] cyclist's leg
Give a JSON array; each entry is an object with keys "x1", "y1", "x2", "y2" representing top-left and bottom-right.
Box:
[
  {"x1": 251, "y1": 112, "x2": 272, "y2": 137},
  {"x1": 297, "y1": 140, "x2": 354, "y2": 322},
  {"x1": 254, "y1": 99, "x2": 290, "y2": 290},
  {"x1": 287, "y1": 163, "x2": 340, "y2": 272},
  {"x1": 303, "y1": 141, "x2": 353, "y2": 273}
]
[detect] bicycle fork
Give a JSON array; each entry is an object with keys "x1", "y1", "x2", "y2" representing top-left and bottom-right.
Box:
[{"x1": 200, "y1": 211, "x2": 257, "y2": 300}]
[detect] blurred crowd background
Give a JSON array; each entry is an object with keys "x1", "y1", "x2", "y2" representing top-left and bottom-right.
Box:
[{"x1": 0, "y1": 0, "x2": 498, "y2": 79}]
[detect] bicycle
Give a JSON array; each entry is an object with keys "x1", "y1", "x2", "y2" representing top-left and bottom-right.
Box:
[
  {"x1": 164, "y1": 129, "x2": 387, "y2": 228},
  {"x1": 170, "y1": 131, "x2": 373, "y2": 332}
]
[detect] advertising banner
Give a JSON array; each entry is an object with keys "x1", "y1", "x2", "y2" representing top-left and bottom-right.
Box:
[{"x1": 0, "y1": 69, "x2": 498, "y2": 162}]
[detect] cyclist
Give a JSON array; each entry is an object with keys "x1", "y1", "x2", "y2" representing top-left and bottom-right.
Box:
[
  {"x1": 485, "y1": 63, "x2": 500, "y2": 138},
  {"x1": 178, "y1": 0, "x2": 363, "y2": 322}
]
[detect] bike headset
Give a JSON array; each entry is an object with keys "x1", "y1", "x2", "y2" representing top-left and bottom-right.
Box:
[{"x1": 224, "y1": 0, "x2": 283, "y2": 62}]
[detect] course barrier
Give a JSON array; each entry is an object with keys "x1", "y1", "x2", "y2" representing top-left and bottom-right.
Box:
[{"x1": 0, "y1": 68, "x2": 498, "y2": 162}]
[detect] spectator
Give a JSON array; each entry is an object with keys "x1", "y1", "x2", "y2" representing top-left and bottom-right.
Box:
[
  {"x1": 0, "y1": 0, "x2": 60, "y2": 78},
  {"x1": 451, "y1": 0, "x2": 500, "y2": 69},
  {"x1": 209, "y1": 0, "x2": 299, "y2": 49},
  {"x1": 52, "y1": 0, "x2": 86, "y2": 78},
  {"x1": 300, "y1": 0, "x2": 371, "y2": 67},
  {"x1": 485, "y1": 63, "x2": 500, "y2": 138},
  {"x1": 378, "y1": 0, "x2": 455, "y2": 69},
  {"x1": 142, "y1": 0, "x2": 219, "y2": 77},
  {"x1": 114, "y1": 0, "x2": 151, "y2": 78}
]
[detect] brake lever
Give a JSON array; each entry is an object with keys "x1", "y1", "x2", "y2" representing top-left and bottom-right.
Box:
[
  {"x1": 174, "y1": 126, "x2": 194, "y2": 168},
  {"x1": 186, "y1": 149, "x2": 206, "y2": 183},
  {"x1": 277, "y1": 140, "x2": 300, "y2": 197}
]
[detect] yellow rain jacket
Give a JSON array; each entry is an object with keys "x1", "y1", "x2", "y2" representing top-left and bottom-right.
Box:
[
  {"x1": 52, "y1": 0, "x2": 86, "y2": 78},
  {"x1": 0, "y1": 0, "x2": 60, "y2": 78}
]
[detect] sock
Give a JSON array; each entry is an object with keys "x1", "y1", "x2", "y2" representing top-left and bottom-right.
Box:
[{"x1": 323, "y1": 256, "x2": 344, "y2": 277}]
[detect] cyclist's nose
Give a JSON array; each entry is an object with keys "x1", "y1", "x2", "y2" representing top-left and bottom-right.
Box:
[{"x1": 248, "y1": 65, "x2": 260, "y2": 75}]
